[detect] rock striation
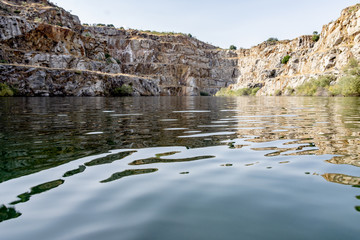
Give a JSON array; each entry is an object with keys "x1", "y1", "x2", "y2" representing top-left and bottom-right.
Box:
[{"x1": 0, "y1": 0, "x2": 360, "y2": 96}]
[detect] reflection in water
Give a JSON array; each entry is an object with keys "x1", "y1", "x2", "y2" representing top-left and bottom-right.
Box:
[
  {"x1": 84, "y1": 151, "x2": 136, "y2": 167},
  {"x1": 63, "y1": 165, "x2": 86, "y2": 178},
  {"x1": 0, "y1": 97, "x2": 360, "y2": 238},
  {"x1": 0, "y1": 205, "x2": 21, "y2": 223},
  {"x1": 100, "y1": 168, "x2": 159, "y2": 183},
  {"x1": 322, "y1": 173, "x2": 360, "y2": 186},
  {"x1": 129, "y1": 155, "x2": 215, "y2": 165},
  {"x1": 10, "y1": 179, "x2": 65, "y2": 205}
]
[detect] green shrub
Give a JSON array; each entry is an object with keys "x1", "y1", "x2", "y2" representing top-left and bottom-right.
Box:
[
  {"x1": 229, "y1": 45, "x2": 237, "y2": 50},
  {"x1": 344, "y1": 57, "x2": 359, "y2": 70},
  {"x1": 284, "y1": 87, "x2": 295, "y2": 95},
  {"x1": 312, "y1": 31, "x2": 320, "y2": 42},
  {"x1": 96, "y1": 23, "x2": 106, "y2": 27},
  {"x1": 235, "y1": 88, "x2": 252, "y2": 96},
  {"x1": 0, "y1": 83, "x2": 14, "y2": 97},
  {"x1": 251, "y1": 87, "x2": 260, "y2": 96},
  {"x1": 312, "y1": 34, "x2": 320, "y2": 42},
  {"x1": 215, "y1": 87, "x2": 260, "y2": 96},
  {"x1": 327, "y1": 58, "x2": 360, "y2": 96},
  {"x1": 281, "y1": 55, "x2": 291, "y2": 64},
  {"x1": 105, "y1": 53, "x2": 111, "y2": 59},
  {"x1": 266, "y1": 38, "x2": 279, "y2": 44},
  {"x1": 111, "y1": 84, "x2": 133, "y2": 96},
  {"x1": 336, "y1": 75, "x2": 360, "y2": 96},
  {"x1": 200, "y1": 91, "x2": 210, "y2": 96},
  {"x1": 187, "y1": 33, "x2": 192, "y2": 38},
  {"x1": 274, "y1": 89, "x2": 282, "y2": 96},
  {"x1": 0, "y1": 59, "x2": 8, "y2": 64},
  {"x1": 107, "y1": 24, "x2": 115, "y2": 28},
  {"x1": 295, "y1": 75, "x2": 335, "y2": 96}
]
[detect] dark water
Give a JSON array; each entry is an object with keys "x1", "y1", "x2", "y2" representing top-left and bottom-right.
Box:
[{"x1": 0, "y1": 96, "x2": 359, "y2": 240}]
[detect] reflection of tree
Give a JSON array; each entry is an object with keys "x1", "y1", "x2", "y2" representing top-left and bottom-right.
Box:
[
  {"x1": 129, "y1": 155, "x2": 215, "y2": 165},
  {"x1": 10, "y1": 179, "x2": 64, "y2": 205},
  {"x1": 100, "y1": 168, "x2": 158, "y2": 183},
  {"x1": 84, "y1": 151, "x2": 136, "y2": 167},
  {"x1": 0, "y1": 205, "x2": 21, "y2": 223},
  {"x1": 63, "y1": 165, "x2": 86, "y2": 177}
]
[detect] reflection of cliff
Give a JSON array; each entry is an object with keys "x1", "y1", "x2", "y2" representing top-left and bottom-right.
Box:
[
  {"x1": 0, "y1": 205, "x2": 21, "y2": 222},
  {"x1": 0, "y1": 96, "x2": 359, "y2": 185},
  {"x1": 322, "y1": 173, "x2": 360, "y2": 186},
  {"x1": 231, "y1": 97, "x2": 360, "y2": 168}
]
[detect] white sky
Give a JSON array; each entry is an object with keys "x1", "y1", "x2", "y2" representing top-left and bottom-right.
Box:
[{"x1": 55, "y1": 0, "x2": 360, "y2": 49}]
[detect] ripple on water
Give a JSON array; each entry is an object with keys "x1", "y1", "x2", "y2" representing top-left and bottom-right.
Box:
[{"x1": 1, "y1": 97, "x2": 360, "y2": 240}]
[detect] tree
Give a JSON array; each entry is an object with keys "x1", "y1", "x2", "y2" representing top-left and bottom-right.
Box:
[
  {"x1": 312, "y1": 31, "x2": 320, "y2": 42},
  {"x1": 229, "y1": 45, "x2": 237, "y2": 50}
]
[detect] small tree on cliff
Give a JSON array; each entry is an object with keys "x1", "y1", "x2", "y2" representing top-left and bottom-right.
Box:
[
  {"x1": 312, "y1": 31, "x2": 320, "y2": 42},
  {"x1": 229, "y1": 45, "x2": 237, "y2": 50}
]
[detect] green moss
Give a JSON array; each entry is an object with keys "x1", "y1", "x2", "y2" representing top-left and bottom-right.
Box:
[{"x1": 111, "y1": 84, "x2": 133, "y2": 96}]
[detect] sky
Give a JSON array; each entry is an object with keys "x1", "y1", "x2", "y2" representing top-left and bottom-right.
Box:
[{"x1": 55, "y1": 0, "x2": 360, "y2": 49}]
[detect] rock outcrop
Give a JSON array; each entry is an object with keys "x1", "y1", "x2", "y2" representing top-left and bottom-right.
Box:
[
  {"x1": 0, "y1": 0, "x2": 237, "y2": 96},
  {"x1": 233, "y1": 4, "x2": 360, "y2": 95},
  {"x1": 0, "y1": 0, "x2": 360, "y2": 96}
]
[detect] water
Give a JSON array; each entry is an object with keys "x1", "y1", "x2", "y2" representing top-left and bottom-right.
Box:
[{"x1": 0, "y1": 96, "x2": 359, "y2": 240}]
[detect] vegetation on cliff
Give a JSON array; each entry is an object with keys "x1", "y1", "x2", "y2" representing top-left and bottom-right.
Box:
[
  {"x1": 295, "y1": 58, "x2": 360, "y2": 97},
  {"x1": 0, "y1": 83, "x2": 15, "y2": 97},
  {"x1": 110, "y1": 84, "x2": 133, "y2": 97},
  {"x1": 215, "y1": 87, "x2": 260, "y2": 97}
]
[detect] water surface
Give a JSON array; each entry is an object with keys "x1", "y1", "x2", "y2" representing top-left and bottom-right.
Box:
[{"x1": 0, "y1": 96, "x2": 359, "y2": 239}]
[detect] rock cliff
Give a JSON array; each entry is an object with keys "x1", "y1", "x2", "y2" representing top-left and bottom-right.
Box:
[
  {"x1": 0, "y1": 0, "x2": 237, "y2": 96},
  {"x1": 0, "y1": 0, "x2": 359, "y2": 96},
  {"x1": 233, "y1": 4, "x2": 360, "y2": 95}
]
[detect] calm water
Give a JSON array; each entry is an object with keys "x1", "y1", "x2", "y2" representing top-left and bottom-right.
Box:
[{"x1": 0, "y1": 96, "x2": 360, "y2": 240}]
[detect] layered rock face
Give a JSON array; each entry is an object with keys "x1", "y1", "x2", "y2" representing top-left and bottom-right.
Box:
[
  {"x1": 0, "y1": 0, "x2": 359, "y2": 96},
  {"x1": 0, "y1": 0, "x2": 237, "y2": 96},
  {"x1": 233, "y1": 4, "x2": 360, "y2": 95}
]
